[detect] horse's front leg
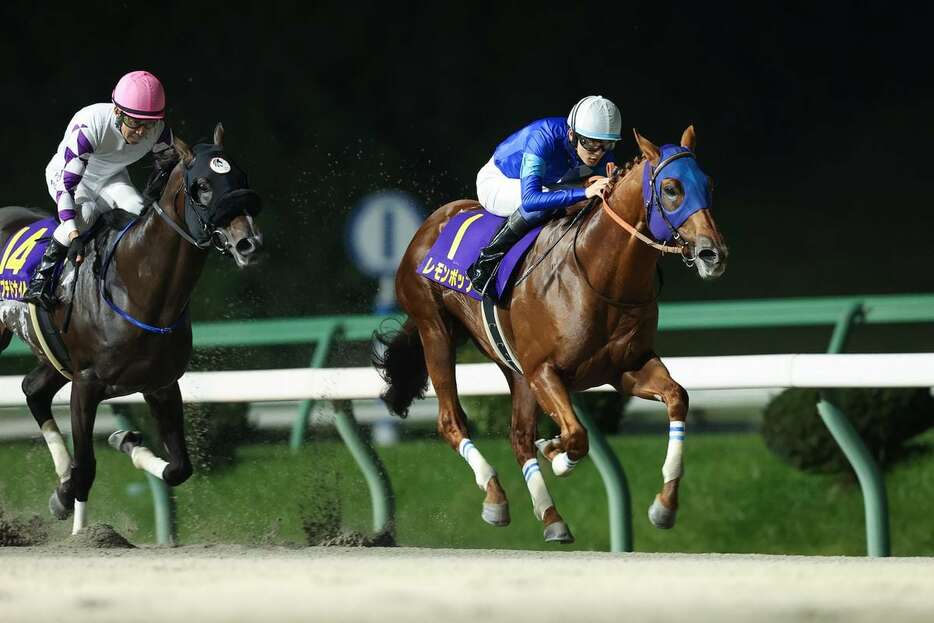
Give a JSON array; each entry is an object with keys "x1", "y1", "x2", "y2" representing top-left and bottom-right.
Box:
[
  {"x1": 509, "y1": 371, "x2": 573, "y2": 543},
  {"x1": 527, "y1": 363, "x2": 588, "y2": 477},
  {"x1": 620, "y1": 356, "x2": 688, "y2": 529},
  {"x1": 68, "y1": 376, "x2": 105, "y2": 535},
  {"x1": 110, "y1": 382, "x2": 192, "y2": 487}
]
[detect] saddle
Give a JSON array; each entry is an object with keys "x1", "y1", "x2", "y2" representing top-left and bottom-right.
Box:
[
  {"x1": 12, "y1": 209, "x2": 138, "y2": 379},
  {"x1": 417, "y1": 208, "x2": 544, "y2": 301}
]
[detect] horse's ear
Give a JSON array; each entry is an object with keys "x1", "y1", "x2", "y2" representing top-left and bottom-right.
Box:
[
  {"x1": 681, "y1": 125, "x2": 696, "y2": 152},
  {"x1": 174, "y1": 137, "x2": 193, "y2": 165},
  {"x1": 213, "y1": 123, "x2": 224, "y2": 147},
  {"x1": 633, "y1": 129, "x2": 660, "y2": 166}
]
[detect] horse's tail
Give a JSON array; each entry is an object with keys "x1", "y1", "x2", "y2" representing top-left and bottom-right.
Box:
[{"x1": 372, "y1": 318, "x2": 427, "y2": 419}]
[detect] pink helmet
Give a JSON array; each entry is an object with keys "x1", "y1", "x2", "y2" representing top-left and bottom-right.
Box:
[{"x1": 112, "y1": 71, "x2": 166, "y2": 120}]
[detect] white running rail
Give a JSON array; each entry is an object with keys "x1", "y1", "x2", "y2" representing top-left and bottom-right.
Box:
[{"x1": 0, "y1": 353, "x2": 930, "y2": 406}]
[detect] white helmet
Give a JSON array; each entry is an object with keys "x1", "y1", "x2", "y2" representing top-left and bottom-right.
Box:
[{"x1": 567, "y1": 95, "x2": 622, "y2": 141}]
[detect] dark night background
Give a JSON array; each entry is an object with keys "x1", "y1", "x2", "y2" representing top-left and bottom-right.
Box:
[{"x1": 1, "y1": 1, "x2": 932, "y2": 322}]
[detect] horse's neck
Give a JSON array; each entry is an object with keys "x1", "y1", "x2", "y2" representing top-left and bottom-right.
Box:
[
  {"x1": 575, "y1": 162, "x2": 658, "y2": 304},
  {"x1": 118, "y1": 189, "x2": 207, "y2": 326}
]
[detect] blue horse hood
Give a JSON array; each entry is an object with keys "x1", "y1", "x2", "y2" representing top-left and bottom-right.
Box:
[{"x1": 642, "y1": 145, "x2": 710, "y2": 242}]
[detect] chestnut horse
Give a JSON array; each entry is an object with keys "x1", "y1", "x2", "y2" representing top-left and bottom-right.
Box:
[
  {"x1": 375, "y1": 127, "x2": 727, "y2": 542},
  {"x1": 0, "y1": 124, "x2": 262, "y2": 535}
]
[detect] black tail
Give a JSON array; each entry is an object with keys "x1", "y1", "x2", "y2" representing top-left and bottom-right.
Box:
[{"x1": 372, "y1": 319, "x2": 428, "y2": 419}]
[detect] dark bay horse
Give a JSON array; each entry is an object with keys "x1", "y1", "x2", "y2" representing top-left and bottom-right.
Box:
[
  {"x1": 375, "y1": 127, "x2": 727, "y2": 542},
  {"x1": 0, "y1": 124, "x2": 262, "y2": 535}
]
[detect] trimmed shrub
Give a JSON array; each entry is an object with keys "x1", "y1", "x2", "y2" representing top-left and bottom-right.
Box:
[{"x1": 761, "y1": 388, "x2": 934, "y2": 473}]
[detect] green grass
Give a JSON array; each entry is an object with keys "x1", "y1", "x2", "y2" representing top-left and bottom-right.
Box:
[{"x1": 1, "y1": 431, "x2": 933, "y2": 555}]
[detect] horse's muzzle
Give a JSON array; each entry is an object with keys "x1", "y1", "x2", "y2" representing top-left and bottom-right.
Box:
[
  {"x1": 693, "y1": 236, "x2": 727, "y2": 280},
  {"x1": 230, "y1": 233, "x2": 263, "y2": 267}
]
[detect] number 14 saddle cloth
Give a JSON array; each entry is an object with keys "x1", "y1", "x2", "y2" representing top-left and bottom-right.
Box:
[{"x1": 0, "y1": 217, "x2": 58, "y2": 301}]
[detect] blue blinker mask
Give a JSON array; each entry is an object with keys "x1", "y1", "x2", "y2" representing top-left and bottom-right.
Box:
[{"x1": 642, "y1": 145, "x2": 711, "y2": 242}]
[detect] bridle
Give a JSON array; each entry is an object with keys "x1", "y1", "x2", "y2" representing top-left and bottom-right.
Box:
[
  {"x1": 152, "y1": 186, "x2": 261, "y2": 255},
  {"x1": 152, "y1": 147, "x2": 262, "y2": 254},
  {"x1": 599, "y1": 153, "x2": 697, "y2": 266},
  {"x1": 100, "y1": 146, "x2": 261, "y2": 334}
]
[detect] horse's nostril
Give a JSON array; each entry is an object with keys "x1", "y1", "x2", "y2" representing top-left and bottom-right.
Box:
[
  {"x1": 236, "y1": 237, "x2": 257, "y2": 256},
  {"x1": 697, "y1": 248, "x2": 719, "y2": 263}
]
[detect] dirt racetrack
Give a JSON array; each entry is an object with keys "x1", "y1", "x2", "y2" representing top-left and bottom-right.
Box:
[{"x1": 2, "y1": 546, "x2": 934, "y2": 622}]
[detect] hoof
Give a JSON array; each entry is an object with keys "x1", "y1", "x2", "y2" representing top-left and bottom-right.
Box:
[
  {"x1": 481, "y1": 502, "x2": 510, "y2": 527},
  {"x1": 108, "y1": 430, "x2": 143, "y2": 455},
  {"x1": 544, "y1": 521, "x2": 574, "y2": 543},
  {"x1": 49, "y1": 488, "x2": 74, "y2": 520},
  {"x1": 534, "y1": 437, "x2": 560, "y2": 456},
  {"x1": 648, "y1": 494, "x2": 677, "y2": 529},
  {"x1": 550, "y1": 452, "x2": 579, "y2": 478}
]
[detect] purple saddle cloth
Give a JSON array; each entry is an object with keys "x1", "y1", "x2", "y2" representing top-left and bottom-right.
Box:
[
  {"x1": 417, "y1": 209, "x2": 543, "y2": 300},
  {"x1": 0, "y1": 218, "x2": 57, "y2": 301}
]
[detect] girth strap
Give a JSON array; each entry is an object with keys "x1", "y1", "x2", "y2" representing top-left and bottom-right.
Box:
[{"x1": 480, "y1": 297, "x2": 524, "y2": 375}]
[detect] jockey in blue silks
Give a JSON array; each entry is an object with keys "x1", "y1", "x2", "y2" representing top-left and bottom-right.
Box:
[{"x1": 466, "y1": 95, "x2": 622, "y2": 301}]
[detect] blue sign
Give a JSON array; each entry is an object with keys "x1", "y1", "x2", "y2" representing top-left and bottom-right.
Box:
[
  {"x1": 346, "y1": 190, "x2": 424, "y2": 312},
  {"x1": 346, "y1": 190, "x2": 423, "y2": 278}
]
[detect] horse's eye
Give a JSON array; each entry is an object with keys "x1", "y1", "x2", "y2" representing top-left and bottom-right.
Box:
[
  {"x1": 197, "y1": 180, "x2": 214, "y2": 205},
  {"x1": 664, "y1": 186, "x2": 677, "y2": 196}
]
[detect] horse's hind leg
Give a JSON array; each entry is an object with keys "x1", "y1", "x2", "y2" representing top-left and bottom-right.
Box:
[
  {"x1": 508, "y1": 371, "x2": 573, "y2": 543},
  {"x1": 22, "y1": 365, "x2": 72, "y2": 519},
  {"x1": 110, "y1": 381, "x2": 192, "y2": 487},
  {"x1": 620, "y1": 356, "x2": 687, "y2": 530},
  {"x1": 420, "y1": 317, "x2": 510, "y2": 526}
]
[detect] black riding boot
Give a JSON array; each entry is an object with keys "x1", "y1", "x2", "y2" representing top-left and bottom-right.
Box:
[
  {"x1": 21, "y1": 239, "x2": 67, "y2": 310},
  {"x1": 467, "y1": 210, "x2": 534, "y2": 301}
]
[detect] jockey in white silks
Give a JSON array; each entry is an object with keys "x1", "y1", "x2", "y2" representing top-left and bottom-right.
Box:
[{"x1": 23, "y1": 70, "x2": 176, "y2": 309}]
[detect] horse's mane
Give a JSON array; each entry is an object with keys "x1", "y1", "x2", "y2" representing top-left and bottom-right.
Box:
[
  {"x1": 610, "y1": 154, "x2": 645, "y2": 184},
  {"x1": 174, "y1": 137, "x2": 194, "y2": 165},
  {"x1": 620, "y1": 154, "x2": 645, "y2": 176}
]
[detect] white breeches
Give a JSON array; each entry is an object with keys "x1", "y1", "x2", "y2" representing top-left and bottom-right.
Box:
[
  {"x1": 476, "y1": 158, "x2": 522, "y2": 217},
  {"x1": 46, "y1": 169, "x2": 145, "y2": 244}
]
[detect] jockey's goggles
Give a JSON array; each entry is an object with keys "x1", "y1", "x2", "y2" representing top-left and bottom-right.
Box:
[
  {"x1": 120, "y1": 113, "x2": 157, "y2": 131},
  {"x1": 577, "y1": 135, "x2": 615, "y2": 153}
]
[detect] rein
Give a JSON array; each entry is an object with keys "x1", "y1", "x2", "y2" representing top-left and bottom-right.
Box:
[
  {"x1": 570, "y1": 202, "x2": 659, "y2": 309},
  {"x1": 99, "y1": 217, "x2": 189, "y2": 334},
  {"x1": 600, "y1": 200, "x2": 685, "y2": 254},
  {"x1": 152, "y1": 190, "x2": 211, "y2": 249}
]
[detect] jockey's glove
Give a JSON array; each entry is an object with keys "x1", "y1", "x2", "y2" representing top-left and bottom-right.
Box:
[{"x1": 67, "y1": 238, "x2": 86, "y2": 265}]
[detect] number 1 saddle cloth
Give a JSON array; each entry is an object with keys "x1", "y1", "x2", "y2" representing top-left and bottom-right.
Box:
[
  {"x1": 0, "y1": 217, "x2": 58, "y2": 301},
  {"x1": 417, "y1": 208, "x2": 543, "y2": 301}
]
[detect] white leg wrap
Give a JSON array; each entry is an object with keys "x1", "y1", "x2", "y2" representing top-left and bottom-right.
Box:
[
  {"x1": 131, "y1": 446, "x2": 170, "y2": 480},
  {"x1": 41, "y1": 420, "x2": 72, "y2": 482},
  {"x1": 662, "y1": 421, "x2": 685, "y2": 482},
  {"x1": 522, "y1": 459, "x2": 554, "y2": 520},
  {"x1": 72, "y1": 500, "x2": 87, "y2": 535},
  {"x1": 458, "y1": 438, "x2": 496, "y2": 490},
  {"x1": 551, "y1": 452, "x2": 579, "y2": 477}
]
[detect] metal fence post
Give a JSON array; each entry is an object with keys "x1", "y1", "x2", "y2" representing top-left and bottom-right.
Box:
[
  {"x1": 290, "y1": 322, "x2": 339, "y2": 452},
  {"x1": 573, "y1": 398, "x2": 633, "y2": 552},
  {"x1": 817, "y1": 302, "x2": 890, "y2": 557},
  {"x1": 332, "y1": 399, "x2": 395, "y2": 535}
]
